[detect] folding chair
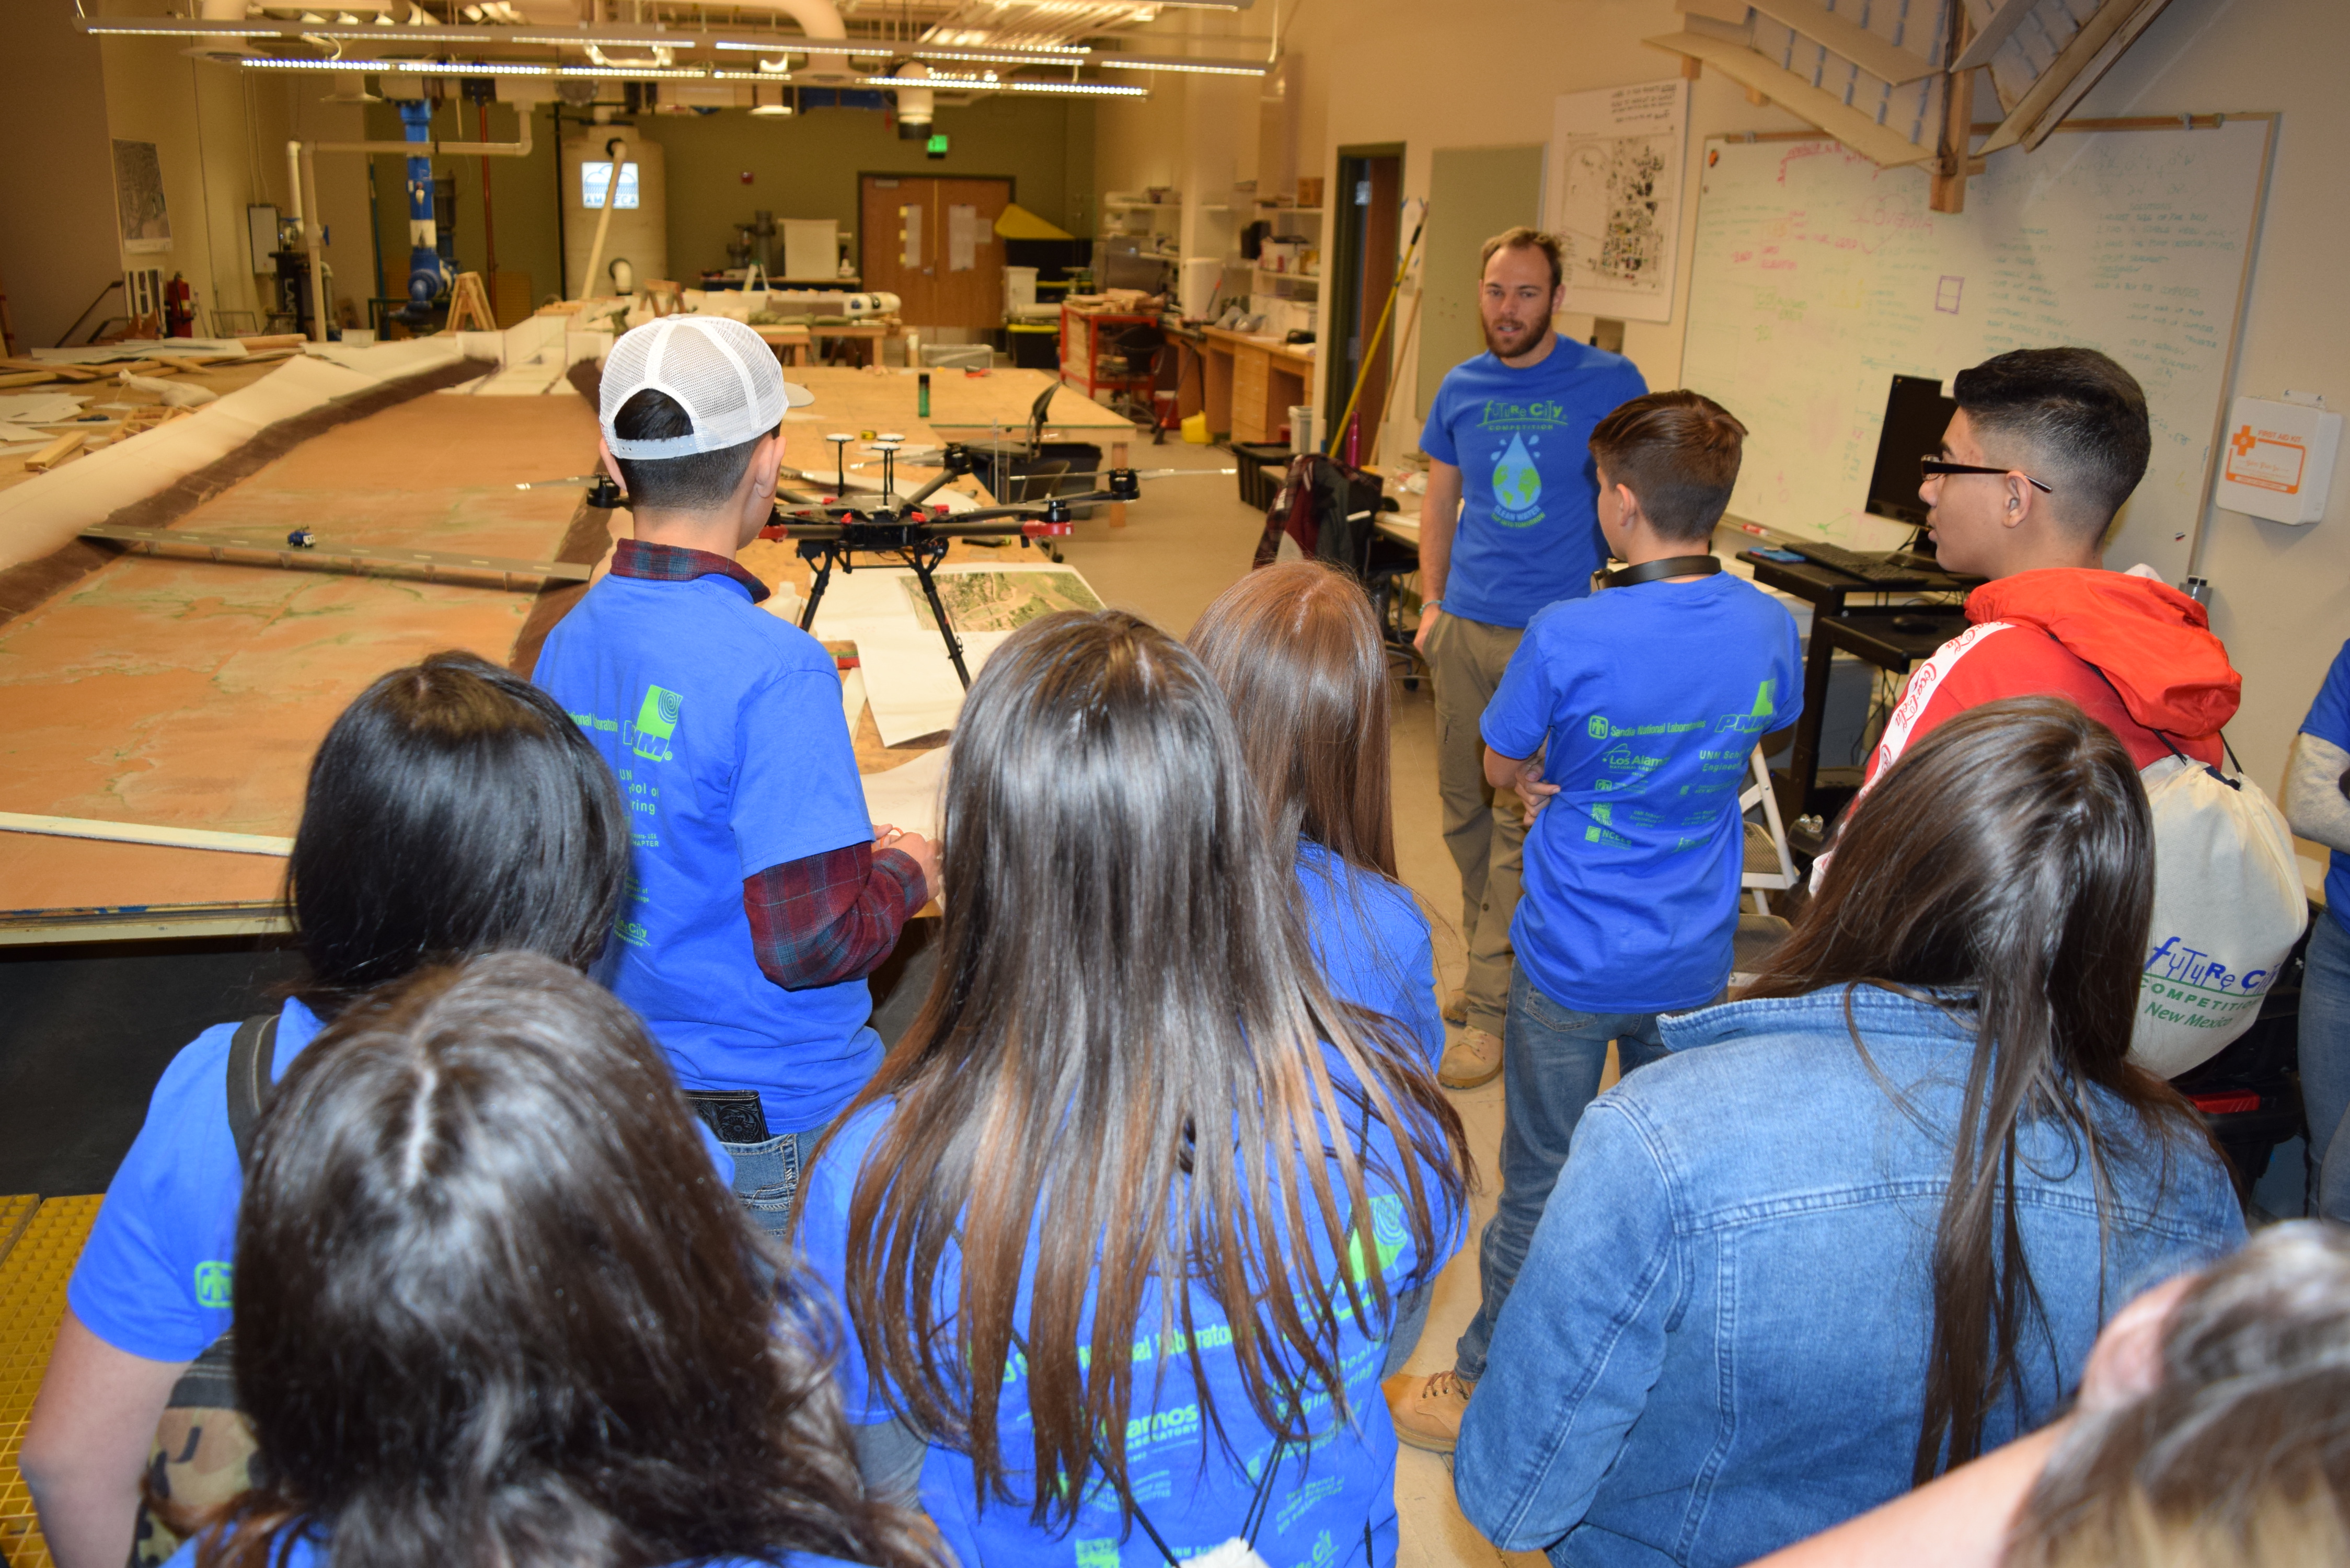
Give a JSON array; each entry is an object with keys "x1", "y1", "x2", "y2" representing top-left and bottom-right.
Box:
[{"x1": 1730, "y1": 745, "x2": 1800, "y2": 987}]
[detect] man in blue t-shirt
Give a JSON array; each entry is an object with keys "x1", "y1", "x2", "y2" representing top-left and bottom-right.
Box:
[
  {"x1": 1414, "y1": 227, "x2": 1649, "y2": 1090},
  {"x1": 1387, "y1": 390, "x2": 1801, "y2": 1452},
  {"x1": 536, "y1": 317, "x2": 937, "y2": 1234},
  {"x1": 2289, "y1": 641, "x2": 2350, "y2": 1222}
]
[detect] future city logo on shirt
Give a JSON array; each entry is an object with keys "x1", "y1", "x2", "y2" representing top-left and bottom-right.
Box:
[{"x1": 1477, "y1": 398, "x2": 1571, "y2": 528}]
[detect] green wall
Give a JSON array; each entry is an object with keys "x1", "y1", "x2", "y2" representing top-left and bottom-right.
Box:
[
  {"x1": 366, "y1": 94, "x2": 1093, "y2": 314},
  {"x1": 631, "y1": 95, "x2": 1093, "y2": 281}
]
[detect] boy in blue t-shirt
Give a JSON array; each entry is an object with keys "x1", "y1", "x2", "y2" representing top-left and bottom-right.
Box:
[
  {"x1": 535, "y1": 317, "x2": 937, "y2": 1233},
  {"x1": 1386, "y1": 390, "x2": 1800, "y2": 1450}
]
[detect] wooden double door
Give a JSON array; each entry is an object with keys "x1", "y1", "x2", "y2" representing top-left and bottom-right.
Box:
[{"x1": 858, "y1": 175, "x2": 1012, "y2": 336}]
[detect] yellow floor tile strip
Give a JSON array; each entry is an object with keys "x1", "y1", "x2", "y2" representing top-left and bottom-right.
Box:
[{"x1": 0, "y1": 1196, "x2": 104, "y2": 1568}]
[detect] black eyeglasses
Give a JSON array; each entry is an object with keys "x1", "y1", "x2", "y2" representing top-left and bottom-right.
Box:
[{"x1": 1920, "y1": 457, "x2": 2054, "y2": 493}]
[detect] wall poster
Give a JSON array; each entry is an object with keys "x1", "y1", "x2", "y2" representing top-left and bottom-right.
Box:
[
  {"x1": 1545, "y1": 79, "x2": 1689, "y2": 324},
  {"x1": 113, "y1": 139, "x2": 172, "y2": 255}
]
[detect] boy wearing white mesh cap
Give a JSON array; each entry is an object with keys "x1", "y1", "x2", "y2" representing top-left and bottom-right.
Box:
[{"x1": 535, "y1": 316, "x2": 938, "y2": 1233}]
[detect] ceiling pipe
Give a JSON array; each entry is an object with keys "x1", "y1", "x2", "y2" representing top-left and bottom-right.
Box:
[
  {"x1": 722, "y1": 0, "x2": 856, "y2": 80},
  {"x1": 577, "y1": 132, "x2": 629, "y2": 302},
  {"x1": 306, "y1": 99, "x2": 535, "y2": 159}
]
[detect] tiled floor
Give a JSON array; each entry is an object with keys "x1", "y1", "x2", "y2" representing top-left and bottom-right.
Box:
[{"x1": 1057, "y1": 439, "x2": 1556, "y2": 1568}]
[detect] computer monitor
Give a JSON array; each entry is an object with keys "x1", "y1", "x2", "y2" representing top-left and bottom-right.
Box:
[{"x1": 1864, "y1": 373, "x2": 1958, "y2": 528}]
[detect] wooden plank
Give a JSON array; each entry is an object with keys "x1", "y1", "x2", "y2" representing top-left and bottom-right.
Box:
[
  {"x1": 1953, "y1": 0, "x2": 2043, "y2": 72},
  {"x1": 0, "y1": 811, "x2": 293, "y2": 857},
  {"x1": 2015, "y1": 0, "x2": 2176, "y2": 153},
  {"x1": 0, "y1": 904, "x2": 291, "y2": 945},
  {"x1": 22, "y1": 432, "x2": 84, "y2": 472},
  {"x1": 1646, "y1": 31, "x2": 1937, "y2": 167},
  {"x1": 80, "y1": 521, "x2": 595, "y2": 586},
  {"x1": 1977, "y1": 0, "x2": 2164, "y2": 154},
  {"x1": 1746, "y1": 0, "x2": 1939, "y2": 84}
]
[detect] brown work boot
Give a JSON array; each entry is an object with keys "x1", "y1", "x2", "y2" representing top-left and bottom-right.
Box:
[
  {"x1": 1441, "y1": 985, "x2": 1469, "y2": 1025},
  {"x1": 1384, "y1": 1368, "x2": 1474, "y2": 1454},
  {"x1": 1439, "y1": 1026, "x2": 1502, "y2": 1089}
]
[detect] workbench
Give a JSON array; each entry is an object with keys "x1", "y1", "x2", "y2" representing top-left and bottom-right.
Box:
[
  {"x1": 789, "y1": 366, "x2": 1139, "y2": 526},
  {"x1": 1197, "y1": 326, "x2": 1316, "y2": 445},
  {"x1": 751, "y1": 324, "x2": 812, "y2": 366}
]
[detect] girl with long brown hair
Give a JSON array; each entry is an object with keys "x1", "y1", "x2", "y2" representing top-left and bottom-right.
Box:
[
  {"x1": 1188, "y1": 560, "x2": 1444, "y2": 1075},
  {"x1": 168, "y1": 953, "x2": 933, "y2": 1568},
  {"x1": 798, "y1": 609, "x2": 1467, "y2": 1567},
  {"x1": 1449, "y1": 696, "x2": 2242, "y2": 1566}
]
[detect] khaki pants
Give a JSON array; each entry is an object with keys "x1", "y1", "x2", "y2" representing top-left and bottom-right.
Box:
[{"x1": 1429, "y1": 612, "x2": 1526, "y2": 1036}]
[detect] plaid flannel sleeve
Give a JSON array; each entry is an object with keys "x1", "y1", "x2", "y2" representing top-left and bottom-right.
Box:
[{"x1": 742, "y1": 841, "x2": 928, "y2": 990}]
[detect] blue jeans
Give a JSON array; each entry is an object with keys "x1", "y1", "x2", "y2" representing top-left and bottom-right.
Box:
[
  {"x1": 723, "y1": 1129, "x2": 808, "y2": 1237},
  {"x1": 1456, "y1": 969, "x2": 1669, "y2": 1382},
  {"x1": 2301, "y1": 912, "x2": 2350, "y2": 1222}
]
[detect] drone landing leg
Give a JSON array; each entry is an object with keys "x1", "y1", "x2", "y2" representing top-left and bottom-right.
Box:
[
  {"x1": 906, "y1": 548, "x2": 971, "y2": 689},
  {"x1": 798, "y1": 544, "x2": 839, "y2": 632}
]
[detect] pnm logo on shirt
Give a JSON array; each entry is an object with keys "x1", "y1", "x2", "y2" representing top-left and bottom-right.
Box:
[
  {"x1": 629, "y1": 684, "x2": 682, "y2": 762},
  {"x1": 194, "y1": 1260, "x2": 233, "y2": 1309}
]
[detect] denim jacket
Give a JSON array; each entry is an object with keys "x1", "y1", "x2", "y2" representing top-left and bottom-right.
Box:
[{"x1": 1453, "y1": 985, "x2": 2244, "y2": 1567}]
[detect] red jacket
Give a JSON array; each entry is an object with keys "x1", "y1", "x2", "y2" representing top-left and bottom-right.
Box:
[{"x1": 1863, "y1": 568, "x2": 2240, "y2": 786}]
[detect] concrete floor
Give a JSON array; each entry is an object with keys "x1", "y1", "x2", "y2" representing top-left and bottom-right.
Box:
[{"x1": 1054, "y1": 435, "x2": 1549, "y2": 1568}]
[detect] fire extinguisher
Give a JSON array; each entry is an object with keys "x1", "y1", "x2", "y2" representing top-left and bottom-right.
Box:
[{"x1": 164, "y1": 273, "x2": 198, "y2": 338}]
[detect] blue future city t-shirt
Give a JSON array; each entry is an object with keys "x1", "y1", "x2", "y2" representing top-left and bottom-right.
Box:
[
  {"x1": 71, "y1": 998, "x2": 324, "y2": 1363},
  {"x1": 1482, "y1": 573, "x2": 1802, "y2": 1013},
  {"x1": 536, "y1": 571, "x2": 881, "y2": 1133},
  {"x1": 2301, "y1": 638, "x2": 2350, "y2": 935},
  {"x1": 1419, "y1": 339, "x2": 1649, "y2": 629},
  {"x1": 801, "y1": 1077, "x2": 1461, "y2": 1568},
  {"x1": 1297, "y1": 841, "x2": 1444, "y2": 1076},
  {"x1": 72, "y1": 997, "x2": 736, "y2": 1364}
]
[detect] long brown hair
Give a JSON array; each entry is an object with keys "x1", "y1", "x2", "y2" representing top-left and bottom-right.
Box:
[
  {"x1": 1186, "y1": 559, "x2": 1397, "y2": 878},
  {"x1": 1740, "y1": 696, "x2": 2215, "y2": 1483},
  {"x1": 824, "y1": 610, "x2": 1464, "y2": 1530},
  {"x1": 206, "y1": 955, "x2": 933, "y2": 1568}
]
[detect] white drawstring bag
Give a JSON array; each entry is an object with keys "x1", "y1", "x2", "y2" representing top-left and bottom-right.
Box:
[{"x1": 2129, "y1": 742, "x2": 2307, "y2": 1078}]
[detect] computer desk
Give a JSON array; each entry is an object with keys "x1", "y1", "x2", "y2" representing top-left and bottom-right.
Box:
[{"x1": 1737, "y1": 549, "x2": 1980, "y2": 838}]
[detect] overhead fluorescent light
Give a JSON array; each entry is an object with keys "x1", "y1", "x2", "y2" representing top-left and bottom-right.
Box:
[
  {"x1": 996, "y1": 79, "x2": 1149, "y2": 96},
  {"x1": 239, "y1": 56, "x2": 559, "y2": 75},
  {"x1": 1098, "y1": 55, "x2": 1268, "y2": 75},
  {"x1": 850, "y1": 71, "x2": 1146, "y2": 97},
  {"x1": 308, "y1": 28, "x2": 498, "y2": 42},
  {"x1": 82, "y1": 20, "x2": 282, "y2": 36},
  {"x1": 711, "y1": 68, "x2": 792, "y2": 80},
  {"x1": 553, "y1": 64, "x2": 709, "y2": 79}
]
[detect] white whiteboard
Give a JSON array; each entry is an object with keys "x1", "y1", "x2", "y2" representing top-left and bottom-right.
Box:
[{"x1": 1680, "y1": 121, "x2": 2273, "y2": 581}]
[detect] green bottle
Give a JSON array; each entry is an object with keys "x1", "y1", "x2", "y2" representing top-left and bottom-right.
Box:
[{"x1": 918, "y1": 372, "x2": 931, "y2": 419}]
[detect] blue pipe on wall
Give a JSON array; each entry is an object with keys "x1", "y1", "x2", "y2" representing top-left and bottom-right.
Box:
[{"x1": 397, "y1": 100, "x2": 448, "y2": 324}]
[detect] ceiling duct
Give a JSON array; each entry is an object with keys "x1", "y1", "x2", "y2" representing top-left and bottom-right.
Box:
[{"x1": 892, "y1": 61, "x2": 933, "y2": 132}]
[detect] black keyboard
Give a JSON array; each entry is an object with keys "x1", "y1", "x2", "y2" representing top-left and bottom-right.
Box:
[{"x1": 1782, "y1": 540, "x2": 1933, "y2": 584}]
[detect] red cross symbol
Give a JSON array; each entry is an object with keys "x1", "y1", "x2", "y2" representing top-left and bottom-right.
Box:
[{"x1": 2230, "y1": 424, "x2": 2257, "y2": 457}]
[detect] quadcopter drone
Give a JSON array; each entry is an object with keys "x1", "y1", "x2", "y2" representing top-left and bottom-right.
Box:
[{"x1": 586, "y1": 433, "x2": 1144, "y2": 689}]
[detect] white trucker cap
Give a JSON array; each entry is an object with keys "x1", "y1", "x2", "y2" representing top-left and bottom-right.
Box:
[{"x1": 600, "y1": 315, "x2": 814, "y2": 460}]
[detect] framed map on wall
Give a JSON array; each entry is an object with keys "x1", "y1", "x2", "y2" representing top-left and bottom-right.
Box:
[
  {"x1": 1545, "y1": 79, "x2": 1689, "y2": 325},
  {"x1": 112, "y1": 139, "x2": 172, "y2": 255}
]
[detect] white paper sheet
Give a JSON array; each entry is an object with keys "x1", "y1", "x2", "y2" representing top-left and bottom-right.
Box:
[
  {"x1": 782, "y1": 219, "x2": 838, "y2": 281},
  {"x1": 948, "y1": 204, "x2": 979, "y2": 272},
  {"x1": 859, "y1": 746, "x2": 948, "y2": 841},
  {"x1": 0, "y1": 394, "x2": 90, "y2": 424},
  {"x1": 807, "y1": 562, "x2": 1103, "y2": 745}
]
